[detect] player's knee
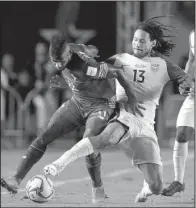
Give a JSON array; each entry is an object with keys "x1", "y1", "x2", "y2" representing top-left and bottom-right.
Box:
[
  {"x1": 96, "y1": 133, "x2": 111, "y2": 149},
  {"x1": 149, "y1": 181, "x2": 163, "y2": 195},
  {"x1": 85, "y1": 152, "x2": 101, "y2": 166},
  {"x1": 87, "y1": 134, "x2": 105, "y2": 150},
  {"x1": 176, "y1": 126, "x2": 193, "y2": 143}
]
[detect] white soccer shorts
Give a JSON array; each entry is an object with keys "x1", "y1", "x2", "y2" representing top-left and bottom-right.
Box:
[
  {"x1": 116, "y1": 105, "x2": 162, "y2": 166},
  {"x1": 176, "y1": 95, "x2": 194, "y2": 128}
]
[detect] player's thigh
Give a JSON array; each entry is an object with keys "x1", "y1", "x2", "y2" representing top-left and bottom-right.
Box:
[
  {"x1": 39, "y1": 100, "x2": 79, "y2": 144},
  {"x1": 90, "y1": 121, "x2": 126, "y2": 149},
  {"x1": 83, "y1": 108, "x2": 114, "y2": 137},
  {"x1": 176, "y1": 126, "x2": 194, "y2": 143},
  {"x1": 138, "y1": 163, "x2": 163, "y2": 194},
  {"x1": 116, "y1": 110, "x2": 143, "y2": 140}
]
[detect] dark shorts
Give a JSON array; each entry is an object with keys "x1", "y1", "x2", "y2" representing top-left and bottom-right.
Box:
[{"x1": 39, "y1": 98, "x2": 114, "y2": 145}]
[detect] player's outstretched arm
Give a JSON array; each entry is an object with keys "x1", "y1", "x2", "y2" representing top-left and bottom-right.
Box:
[
  {"x1": 165, "y1": 58, "x2": 194, "y2": 96},
  {"x1": 166, "y1": 59, "x2": 193, "y2": 87}
]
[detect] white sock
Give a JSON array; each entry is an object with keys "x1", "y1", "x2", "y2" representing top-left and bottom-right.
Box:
[
  {"x1": 173, "y1": 141, "x2": 188, "y2": 183},
  {"x1": 53, "y1": 137, "x2": 94, "y2": 171},
  {"x1": 141, "y1": 180, "x2": 152, "y2": 196}
]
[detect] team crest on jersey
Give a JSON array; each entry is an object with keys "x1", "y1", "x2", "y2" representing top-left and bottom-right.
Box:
[{"x1": 151, "y1": 64, "x2": 159, "y2": 72}]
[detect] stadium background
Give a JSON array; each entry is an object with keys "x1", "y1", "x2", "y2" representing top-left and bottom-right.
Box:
[
  {"x1": 1, "y1": 2, "x2": 195, "y2": 207},
  {"x1": 0, "y1": 1, "x2": 195, "y2": 148}
]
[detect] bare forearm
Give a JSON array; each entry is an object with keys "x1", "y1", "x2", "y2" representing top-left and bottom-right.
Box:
[
  {"x1": 105, "y1": 64, "x2": 136, "y2": 100},
  {"x1": 115, "y1": 69, "x2": 136, "y2": 101}
]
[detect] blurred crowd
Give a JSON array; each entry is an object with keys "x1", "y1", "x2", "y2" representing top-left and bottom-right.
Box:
[{"x1": 1, "y1": 41, "x2": 72, "y2": 139}]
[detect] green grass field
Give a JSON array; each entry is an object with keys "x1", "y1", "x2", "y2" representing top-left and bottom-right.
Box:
[{"x1": 1, "y1": 146, "x2": 195, "y2": 207}]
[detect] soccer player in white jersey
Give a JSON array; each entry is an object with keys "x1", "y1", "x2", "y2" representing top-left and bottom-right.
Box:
[
  {"x1": 162, "y1": 30, "x2": 195, "y2": 196},
  {"x1": 43, "y1": 17, "x2": 193, "y2": 203}
]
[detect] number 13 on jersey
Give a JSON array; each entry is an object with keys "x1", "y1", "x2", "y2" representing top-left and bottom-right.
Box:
[{"x1": 133, "y1": 69, "x2": 145, "y2": 83}]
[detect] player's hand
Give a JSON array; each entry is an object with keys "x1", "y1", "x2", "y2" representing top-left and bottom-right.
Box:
[
  {"x1": 49, "y1": 75, "x2": 68, "y2": 89},
  {"x1": 178, "y1": 82, "x2": 190, "y2": 95},
  {"x1": 85, "y1": 45, "x2": 99, "y2": 58},
  {"x1": 70, "y1": 43, "x2": 99, "y2": 58}
]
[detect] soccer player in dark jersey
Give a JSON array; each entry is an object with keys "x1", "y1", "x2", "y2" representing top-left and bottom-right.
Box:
[
  {"x1": 43, "y1": 17, "x2": 193, "y2": 203},
  {"x1": 1, "y1": 34, "x2": 142, "y2": 204}
]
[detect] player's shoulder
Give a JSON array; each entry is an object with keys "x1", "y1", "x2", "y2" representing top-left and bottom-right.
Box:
[
  {"x1": 151, "y1": 52, "x2": 164, "y2": 60},
  {"x1": 118, "y1": 53, "x2": 133, "y2": 58},
  {"x1": 149, "y1": 53, "x2": 168, "y2": 66},
  {"x1": 153, "y1": 53, "x2": 180, "y2": 66},
  {"x1": 109, "y1": 53, "x2": 131, "y2": 59},
  {"x1": 158, "y1": 54, "x2": 177, "y2": 67},
  {"x1": 156, "y1": 54, "x2": 182, "y2": 73}
]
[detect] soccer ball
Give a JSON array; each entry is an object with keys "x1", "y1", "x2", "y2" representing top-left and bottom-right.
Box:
[{"x1": 26, "y1": 175, "x2": 54, "y2": 203}]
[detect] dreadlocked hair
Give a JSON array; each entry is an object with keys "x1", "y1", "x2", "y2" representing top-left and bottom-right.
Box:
[
  {"x1": 49, "y1": 33, "x2": 70, "y2": 61},
  {"x1": 136, "y1": 15, "x2": 177, "y2": 56}
]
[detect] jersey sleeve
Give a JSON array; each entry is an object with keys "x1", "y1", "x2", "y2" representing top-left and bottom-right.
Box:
[
  {"x1": 85, "y1": 62, "x2": 109, "y2": 79},
  {"x1": 165, "y1": 59, "x2": 188, "y2": 83},
  {"x1": 84, "y1": 54, "x2": 119, "y2": 79}
]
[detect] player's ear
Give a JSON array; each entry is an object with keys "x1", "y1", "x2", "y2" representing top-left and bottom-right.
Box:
[{"x1": 151, "y1": 39, "x2": 157, "y2": 48}]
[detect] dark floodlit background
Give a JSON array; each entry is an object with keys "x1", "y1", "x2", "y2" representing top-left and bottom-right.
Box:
[{"x1": 0, "y1": 1, "x2": 195, "y2": 148}]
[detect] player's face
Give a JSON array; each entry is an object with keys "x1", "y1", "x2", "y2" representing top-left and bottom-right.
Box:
[
  {"x1": 132, "y1": 29, "x2": 154, "y2": 58},
  {"x1": 51, "y1": 44, "x2": 72, "y2": 71}
]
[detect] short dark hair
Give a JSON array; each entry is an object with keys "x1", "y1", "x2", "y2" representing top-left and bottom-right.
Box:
[
  {"x1": 136, "y1": 15, "x2": 176, "y2": 56},
  {"x1": 49, "y1": 33, "x2": 69, "y2": 61}
]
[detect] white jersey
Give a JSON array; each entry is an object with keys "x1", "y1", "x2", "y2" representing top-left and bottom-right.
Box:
[{"x1": 113, "y1": 53, "x2": 186, "y2": 124}]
